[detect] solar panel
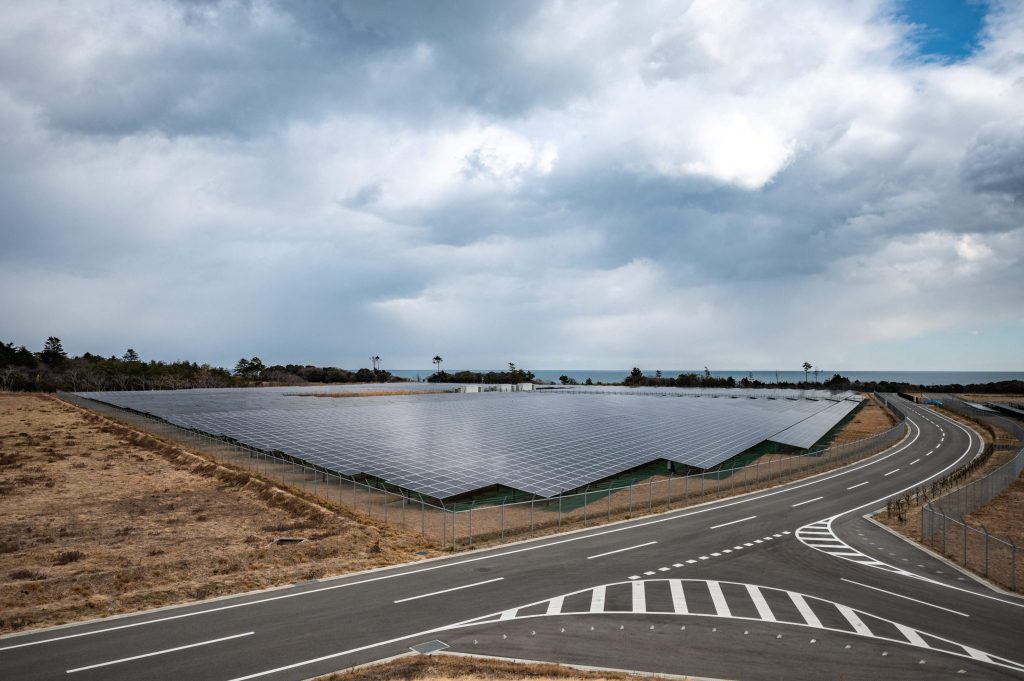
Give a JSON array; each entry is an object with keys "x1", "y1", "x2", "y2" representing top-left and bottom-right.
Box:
[{"x1": 76, "y1": 386, "x2": 862, "y2": 499}]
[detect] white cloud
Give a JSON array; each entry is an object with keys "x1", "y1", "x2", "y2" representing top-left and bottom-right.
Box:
[{"x1": 0, "y1": 0, "x2": 1022, "y2": 370}]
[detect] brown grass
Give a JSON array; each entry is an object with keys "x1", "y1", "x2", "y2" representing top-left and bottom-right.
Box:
[
  {"x1": 295, "y1": 390, "x2": 451, "y2": 398},
  {"x1": 829, "y1": 394, "x2": 895, "y2": 446},
  {"x1": 0, "y1": 393, "x2": 437, "y2": 634},
  {"x1": 319, "y1": 654, "x2": 671, "y2": 681}
]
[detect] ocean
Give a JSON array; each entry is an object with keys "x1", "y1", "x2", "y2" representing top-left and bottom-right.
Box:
[{"x1": 387, "y1": 369, "x2": 1024, "y2": 386}]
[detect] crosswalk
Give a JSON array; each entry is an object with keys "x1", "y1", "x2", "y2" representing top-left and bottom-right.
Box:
[
  {"x1": 460, "y1": 578, "x2": 1024, "y2": 675},
  {"x1": 795, "y1": 518, "x2": 914, "y2": 576}
]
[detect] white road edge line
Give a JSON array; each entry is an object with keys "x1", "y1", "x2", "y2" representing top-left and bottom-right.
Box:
[
  {"x1": 586, "y1": 541, "x2": 658, "y2": 560},
  {"x1": 791, "y1": 496, "x2": 824, "y2": 508},
  {"x1": 841, "y1": 578, "x2": 970, "y2": 617},
  {"x1": 66, "y1": 632, "x2": 253, "y2": 674},
  {"x1": 846, "y1": 481, "x2": 869, "y2": 490},
  {"x1": 1, "y1": 403, "x2": 921, "y2": 652},
  {"x1": 710, "y1": 515, "x2": 756, "y2": 530},
  {"x1": 393, "y1": 577, "x2": 504, "y2": 604}
]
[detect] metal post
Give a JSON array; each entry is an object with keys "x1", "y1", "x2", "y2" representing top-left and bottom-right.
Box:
[
  {"x1": 628, "y1": 484, "x2": 632, "y2": 514},
  {"x1": 584, "y1": 489, "x2": 588, "y2": 526},
  {"x1": 558, "y1": 493, "x2": 562, "y2": 529},
  {"x1": 964, "y1": 521, "x2": 968, "y2": 565},
  {"x1": 452, "y1": 508, "x2": 456, "y2": 551},
  {"x1": 608, "y1": 486, "x2": 612, "y2": 520},
  {"x1": 648, "y1": 479, "x2": 653, "y2": 511},
  {"x1": 984, "y1": 525, "x2": 990, "y2": 577},
  {"x1": 468, "y1": 502, "x2": 474, "y2": 548},
  {"x1": 500, "y1": 499, "x2": 505, "y2": 540},
  {"x1": 1012, "y1": 540, "x2": 1017, "y2": 592},
  {"x1": 421, "y1": 497, "x2": 425, "y2": 536},
  {"x1": 530, "y1": 498, "x2": 535, "y2": 536}
]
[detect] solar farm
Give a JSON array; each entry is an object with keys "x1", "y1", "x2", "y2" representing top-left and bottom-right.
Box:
[{"x1": 76, "y1": 386, "x2": 863, "y2": 502}]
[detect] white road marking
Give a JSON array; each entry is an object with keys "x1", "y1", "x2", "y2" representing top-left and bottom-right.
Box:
[
  {"x1": 836, "y1": 604, "x2": 872, "y2": 636},
  {"x1": 708, "y1": 581, "x2": 731, "y2": 617},
  {"x1": 589, "y1": 586, "x2": 605, "y2": 613},
  {"x1": 632, "y1": 580, "x2": 646, "y2": 613},
  {"x1": 791, "y1": 496, "x2": 824, "y2": 507},
  {"x1": 840, "y1": 579, "x2": 969, "y2": 617},
  {"x1": 909, "y1": 458, "x2": 920, "y2": 465},
  {"x1": 746, "y1": 584, "x2": 775, "y2": 622},
  {"x1": 846, "y1": 481, "x2": 869, "y2": 490},
  {"x1": 789, "y1": 592, "x2": 822, "y2": 628},
  {"x1": 884, "y1": 468, "x2": 900, "y2": 476},
  {"x1": 710, "y1": 515, "x2": 757, "y2": 529},
  {"x1": 499, "y1": 609, "x2": 517, "y2": 620},
  {"x1": 586, "y1": 541, "x2": 658, "y2": 560},
  {"x1": 670, "y1": 580, "x2": 688, "y2": 614},
  {"x1": 65, "y1": 632, "x2": 253, "y2": 674},
  {"x1": 546, "y1": 596, "x2": 564, "y2": 615},
  {"x1": 896, "y1": 623, "x2": 929, "y2": 648},
  {"x1": 0, "y1": 398, "x2": 929, "y2": 656},
  {"x1": 657, "y1": 567, "x2": 670, "y2": 572},
  {"x1": 685, "y1": 559, "x2": 697, "y2": 564},
  {"x1": 393, "y1": 577, "x2": 504, "y2": 604}
]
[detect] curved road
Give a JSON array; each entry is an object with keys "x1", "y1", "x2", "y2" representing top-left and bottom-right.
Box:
[{"x1": 2, "y1": 396, "x2": 1022, "y2": 680}]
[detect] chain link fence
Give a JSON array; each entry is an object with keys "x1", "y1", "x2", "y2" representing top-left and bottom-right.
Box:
[
  {"x1": 917, "y1": 397, "x2": 1024, "y2": 592},
  {"x1": 59, "y1": 391, "x2": 906, "y2": 550}
]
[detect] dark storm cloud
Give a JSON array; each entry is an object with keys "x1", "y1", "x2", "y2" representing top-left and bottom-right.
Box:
[
  {"x1": 0, "y1": 0, "x2": 1022, "y2": 369},
  {"x1": 961, "y1": 120, "x2": 1024, "y2": 200}
]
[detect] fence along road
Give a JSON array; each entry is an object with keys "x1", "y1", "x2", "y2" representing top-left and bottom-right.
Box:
[
  {"x1": 57, "y1": 391, "x2": 906, "y2": 549},
  {"x1": 919, "y1": 396, "x2": 1024, "y2": 591},
  {"x1": 4, "y1": 394, "x2": 1021, "y2": 681}
]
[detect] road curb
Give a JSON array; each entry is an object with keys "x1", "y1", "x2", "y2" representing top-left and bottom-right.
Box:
[{"x1": 862, "y1": 511, "x2": 1024, "y2": 601}]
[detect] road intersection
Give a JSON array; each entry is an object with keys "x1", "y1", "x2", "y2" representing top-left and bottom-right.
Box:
[{"x1": 3, "y1": 396, "x2": 1022, "y2": 680}]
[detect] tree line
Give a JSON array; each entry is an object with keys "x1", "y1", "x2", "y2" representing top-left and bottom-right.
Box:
[{"x1": 0, "y1": 337, "x2": 400, "y2": 392}]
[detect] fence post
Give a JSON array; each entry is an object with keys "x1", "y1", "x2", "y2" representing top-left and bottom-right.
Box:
[
  {"x1": 530, "y1": 498, "x2": 535, "y2": 537},
  {"x1": 452, "y1": 508, "x2": 456, "y2": 551},
  {"x1": 468, "y1": 502, "x2": 474, "y2": 548},
  {"x1": 628, "y1": 484, "x2": 632, "y2": 514},
  {"x1": 648, "y1": 479, "x2": 653, "y2": 511},
  {"x1": 500, "y1": 498, "x2": 505, "y2": 541},
  {"x1": 558, "y1": 493, "x2": 562, "y2": 529},
  {"x1": 607, "y1": 486, "x2": 612, "y2": 520},
  {"x1": 1012, "y1": 539, "x2": 1017, "y2": 592},
  {"x1": 963, "y1": 520, "x2": 968, "y2": 565},
  {"x1": 584, "y1": 489, "x2": 588, "y2": 526},
  {"x1": 983, "y1": 525, "x2": 990, "y2": 577}
]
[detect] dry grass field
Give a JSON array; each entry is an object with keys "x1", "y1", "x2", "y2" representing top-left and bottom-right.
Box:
[
  {"x1": 828, "y1": 395, "x2": 895, "y2": 446},
  {"x1": 0, "y1": 393, "x2": 436, "y2": 634},
  {"x1": 320, "y1": 654, "x2": 671, "y2": 681}
]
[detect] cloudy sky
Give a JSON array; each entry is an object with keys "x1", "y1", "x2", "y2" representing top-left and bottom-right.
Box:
[{"x1": 1, "y1": 0, "x2": 1022, "y2": 371}]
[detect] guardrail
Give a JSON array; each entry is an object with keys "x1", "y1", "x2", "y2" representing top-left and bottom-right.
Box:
[{"x1": 59, "y1": 391, "x2": 907, "y2": 551}]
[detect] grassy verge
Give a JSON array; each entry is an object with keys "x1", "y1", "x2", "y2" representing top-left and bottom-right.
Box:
[{"x1": 0, "y1": 393, "x2": 436, "y2": 634}]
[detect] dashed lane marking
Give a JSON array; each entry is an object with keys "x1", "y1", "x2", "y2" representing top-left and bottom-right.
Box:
[
  {"x1": 792, "y1": 496, "x2": 824, "y2": 507},
  {"x1": 884, "y1": 468, "x2": 900, "y2": 477},
  {"x1": 710, "y1": 515, "x2": 757, "y2": 530}
]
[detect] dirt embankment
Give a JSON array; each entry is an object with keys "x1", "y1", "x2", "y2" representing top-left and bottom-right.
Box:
[
  {"x1": 320, "y1": 654, "x2": 669, "y2": 681},
  {"x1": 828, "y1": 394, "x2": 895, "y2": 447},
  {"x1": 0, "y1": 393, "x2": 436, "y2": 634}
]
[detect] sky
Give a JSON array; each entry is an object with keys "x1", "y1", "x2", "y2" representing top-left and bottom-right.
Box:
[{"x1": 1, "y1": 0, "x2": 1022, "y2": 372}]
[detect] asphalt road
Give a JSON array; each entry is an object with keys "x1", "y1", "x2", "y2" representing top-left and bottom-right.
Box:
[{"x1": 2, "y1": 395, "x2": 1022, "y2": 681}]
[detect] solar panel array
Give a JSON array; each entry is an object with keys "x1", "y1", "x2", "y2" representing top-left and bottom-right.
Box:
[{"x1": 76, "y1": 386, "x2": 863, "y2": 499}]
